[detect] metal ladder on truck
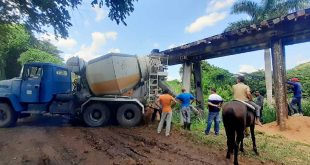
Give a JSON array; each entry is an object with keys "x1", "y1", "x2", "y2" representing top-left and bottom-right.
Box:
[{"x1": 148, "y1": 56, "x2": 168, "y2": 102}]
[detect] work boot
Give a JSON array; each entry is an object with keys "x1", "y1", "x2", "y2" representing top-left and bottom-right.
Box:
[
  {"x1": 255, "y1": 118, "x2": 263, "y2": 127},
  {"x1": 183, "y1": 122, "x2": 187, "y2": 129},
  {"x1": 187, "y1": 123, "x2": 191, "y2": 131}
]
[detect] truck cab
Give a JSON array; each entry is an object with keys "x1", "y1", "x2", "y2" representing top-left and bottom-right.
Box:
[{"x1": 0, "y1": 63, "x2": 71, "y2": 127}]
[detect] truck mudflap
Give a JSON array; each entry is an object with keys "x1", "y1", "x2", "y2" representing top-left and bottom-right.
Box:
[{"x1": 81, "y1": 97, "x2": 145, "y2": 114}]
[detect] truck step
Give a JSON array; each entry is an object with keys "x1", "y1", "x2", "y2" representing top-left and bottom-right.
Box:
[{"x1": 21, "y1": 111, "x2": 46, "y2": 114}]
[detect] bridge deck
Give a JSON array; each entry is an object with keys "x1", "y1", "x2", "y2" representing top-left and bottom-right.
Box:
[{"x1": 160, "y1": 8, "x2": 310, "y2": 65}]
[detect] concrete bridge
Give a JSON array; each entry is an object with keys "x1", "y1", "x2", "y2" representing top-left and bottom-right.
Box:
[{"x1": 157, "y1": 8, "x2": 310, "y2": 130}]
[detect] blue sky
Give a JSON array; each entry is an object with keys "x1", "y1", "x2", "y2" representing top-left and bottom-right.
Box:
[{"x1": 41, "y1": 0, "x2": 310, "y2": 80}]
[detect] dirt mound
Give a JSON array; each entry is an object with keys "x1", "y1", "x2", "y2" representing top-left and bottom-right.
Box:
[{"x1": 257, "y1": 116, "x2": 310, "y2": 144}]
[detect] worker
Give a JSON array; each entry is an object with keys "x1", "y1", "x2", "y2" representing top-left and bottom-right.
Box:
[
  {"x1": 157, "y1": 90, "x2": 177, "y2": 136},
  {"x1": 287, "y1": 77, "x2": 303, "y2": 116},
  {"x1": 176, "y1": 88, "x2": 197, "y2": 130}
]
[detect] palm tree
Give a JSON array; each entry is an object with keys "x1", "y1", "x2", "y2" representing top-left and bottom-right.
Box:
[
  {"x1": 226, "y1": 0, "x2": 310, "y2": 31},
  {"x1": 226, "y1": 0, "x2": 310, "y2": 106}
]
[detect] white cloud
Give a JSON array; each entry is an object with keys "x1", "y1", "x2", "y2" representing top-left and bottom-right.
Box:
[
  {"x1": 153, "y1": 43, "x2": 160, "y2": 48},
  {"x1": 108, "y1": 48, "x2": 121, "y2": 53},
  {"x1": 295, "y1": 55, "x2": 310, "y2": 65},
  {"x1": 185, "y1": 0, "x2": 234, "y2": 33},
  {"x1": 206, "y1": 0, "x2": 235, "y2": 13},
  {"x1": 40, "y1": 34, "x2": 77, "y2": 50},
  {"x1": 185, "y1": 12, "x2": 227, "y2": 33},
  {"x1": 73, "y1": 31, "x2": 117, "y2": 61},
  {"x1": 92, "y1": 5, "x2": 107, "y2": 22},
  {"x1": 239, "y1": 65, "x2": 258, "y2": 73}
]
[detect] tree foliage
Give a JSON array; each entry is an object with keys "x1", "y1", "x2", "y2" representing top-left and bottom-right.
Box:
[
  {"x1": 226, "y1": 0, "x2": 310, "y2": 31},
  {"x1": 0, "y1": 24, "x2": 62, "y2": 79},
  {"x1": 18, "y1": 49, "x2": 63, "y2": 65},
  {"x1": 0, "y1": 0, "x2": 138, "y2": 38},
  {"x1": 242, "y1": 70, "x2": 266, "y2": 95},
  {"x1": 200, "y1": 61, "x2": 235, "y2": 101}
]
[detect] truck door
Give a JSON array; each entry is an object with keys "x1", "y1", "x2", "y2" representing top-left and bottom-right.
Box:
[{"x1": 20, "y1": 65, "x2": 43, "y2": 103}]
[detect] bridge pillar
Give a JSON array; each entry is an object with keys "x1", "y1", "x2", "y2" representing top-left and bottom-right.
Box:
[
  {"x1": 193, "y1": 62, "x2": 204, "y2": 110},
  {"x1": 180, "y1": 62, "x2": 192, "y2": 124},
  {"x1": 264, "y1": 49, "x2": 273, "y2": 106},
  {"x1": 271, "y1": 38, "x2": 288, "y2": 130}
]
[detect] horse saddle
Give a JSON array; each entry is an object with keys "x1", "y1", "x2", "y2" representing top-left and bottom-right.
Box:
[{"x1": 233, "y1": 100, "x2": 255, "y2": 110}]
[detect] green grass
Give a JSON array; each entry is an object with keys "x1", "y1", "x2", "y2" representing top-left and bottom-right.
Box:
[{"x1": 172, "y1": 111, "x2": 310, "y2": 165}]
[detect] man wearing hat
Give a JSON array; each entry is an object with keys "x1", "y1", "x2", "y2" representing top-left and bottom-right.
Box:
[{"x1": 287, "y1": 78, "x2": 303, "y2": 115}]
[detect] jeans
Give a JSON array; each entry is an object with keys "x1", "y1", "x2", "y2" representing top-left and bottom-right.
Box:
[
  {"x1": 157, "y1": 112, "x2": 172, "y2": 136},
  {"x1": 246, "y1": 101, "x2": 261, "y2": 117},
  {"x1": 181, "y1": 106, "x2": 191, "y2": 123},
  {"x1": 205, "y1": 111, "x2": 220, "y2": 135},
  {"x1": 291, "y1": 97, "x2": 303, "y2": 114}
]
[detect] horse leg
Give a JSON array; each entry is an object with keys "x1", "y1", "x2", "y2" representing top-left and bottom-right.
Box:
[
  {"x1": 224, "y1": 126, "x2": 234, "y2": 160},
  {"x1": 250, "y1": 124, "x2": 259, "y2": 155},
  {"x1": 234, "y1": 128, "x2": 244, "y2": 165},
  {"x1": 239, "y1": 137, "x2": 244, "y2": 152}
]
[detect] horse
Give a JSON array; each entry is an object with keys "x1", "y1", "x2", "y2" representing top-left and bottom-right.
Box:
[{"x1": 222, "y1": 101, "x2": 259, "y2": 165}]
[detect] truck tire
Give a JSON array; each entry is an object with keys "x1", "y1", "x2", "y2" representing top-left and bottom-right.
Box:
[
  {"x1": 116, "y1": 104, "x2": 142, "y2": 127},
  {"x1": 83, "y1": 103, "x2": 111, "y2": 127},
  {"x1": 0, "y1": 103, "x2": 18, "y2": 127}
]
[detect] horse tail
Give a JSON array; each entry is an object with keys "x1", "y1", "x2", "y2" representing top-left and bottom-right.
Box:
[{"x1": 222, "y1": 106, "x2": 237, "y2": 154}]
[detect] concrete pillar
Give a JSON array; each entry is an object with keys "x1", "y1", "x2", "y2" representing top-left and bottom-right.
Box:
[
  {"x1": 271, "y1": 38, "x2": 288, "y2": 130},
  {"x1": 193, "y1": 62, "x2": 204, "y2": 110},
  {"x1": 182, "y1": 62, "x2": 192, "y2": 92},
  {"x1": 180, "y1": 62, "x2": 192, "y2": 124},
  {"x1": 264, "y1": 49, "x2": 273, "y2": 106}
]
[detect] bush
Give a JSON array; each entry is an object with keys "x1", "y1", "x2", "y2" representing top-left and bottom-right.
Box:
[
  {"x1": 262, "y1": 105, "x2": 276, "y2": 124},
  {"x1": 302, "y1": 99, "x2": 310, "y2": 116}
]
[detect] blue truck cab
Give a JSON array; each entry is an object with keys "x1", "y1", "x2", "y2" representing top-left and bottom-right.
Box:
[{"x1": 0, "y1": 62, "x2": 72, "y2": 127}]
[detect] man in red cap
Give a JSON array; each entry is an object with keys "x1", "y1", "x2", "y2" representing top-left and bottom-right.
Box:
[{"x1": 287, "y1": 77, "x2": 303, "y2": 116}]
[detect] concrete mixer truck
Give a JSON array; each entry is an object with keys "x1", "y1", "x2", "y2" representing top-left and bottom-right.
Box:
[{"x1": 0, "y1": 53, "x2": 169, "y2": 127}]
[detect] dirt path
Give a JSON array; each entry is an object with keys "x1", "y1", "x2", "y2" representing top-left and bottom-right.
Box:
[{"x1": 0, "y1": 116, "x2": 270, "y2": 165}]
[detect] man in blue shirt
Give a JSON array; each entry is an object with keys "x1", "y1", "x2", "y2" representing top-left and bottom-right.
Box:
[
  {"x1": 287, "y1": 77, "x2": 303, "y2": 115},
  {"x1": 176, "y1": 88, "x2": 196, "y2": 130}
]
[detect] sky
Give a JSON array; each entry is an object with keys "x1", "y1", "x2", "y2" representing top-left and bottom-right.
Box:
[{"x1": 41, "y1": 0, "x2": 310, "y2": 81}]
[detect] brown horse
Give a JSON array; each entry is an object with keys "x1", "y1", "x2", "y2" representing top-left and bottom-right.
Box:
[{"x1": 222, "y1": 101, "x2": 259, "y2": 165}]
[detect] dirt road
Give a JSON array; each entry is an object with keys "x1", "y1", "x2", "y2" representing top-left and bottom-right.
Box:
[{"x1": 0, "y1": 116, "x2": 268, "y2": 165}]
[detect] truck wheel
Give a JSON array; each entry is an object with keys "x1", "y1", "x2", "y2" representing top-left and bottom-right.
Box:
[
  {"x1": 0, "y1": 103, "x2": 18, "y2": 127},
  {"x1": 117, "y1": 104, "x2": 142, "y2": 127},
  {"x1": 83, "y1": 103, "x2": 111, "y2": 127}
]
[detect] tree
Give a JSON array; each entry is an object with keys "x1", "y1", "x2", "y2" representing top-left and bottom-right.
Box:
[
  {"x1": 226, "y1": 0, "x2": 310, "y2": 31},
  {"x1": 0, "y1": 0, "x2": 138, "y2": 38},
  {"x1": 18, "y1": 48, "x2": 63, "y2": 65},
  {"x1": 0, "y1": 24, "x2": 62, "y2": 79},
  {"x1": 0, "y1": 25, "x2": 30, "y2": 79},
  {"x1": 242, "y1": 70, "x2": 266, "y2": 96}
]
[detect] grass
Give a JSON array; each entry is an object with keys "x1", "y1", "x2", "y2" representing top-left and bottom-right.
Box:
[{"x1": 172, "y1": 110, "x2": 310, "y2": 165}]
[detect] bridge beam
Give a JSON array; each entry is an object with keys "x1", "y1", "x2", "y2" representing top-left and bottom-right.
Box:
[
  {"x1": 193, "y1": 62, "x2": 204, "y2": 110},
  {"x1": 271, "y1": 38, "x2": 288, "y2": 130}
]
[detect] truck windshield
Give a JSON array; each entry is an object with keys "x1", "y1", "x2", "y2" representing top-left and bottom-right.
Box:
[{"x1": 23, "y1": 66, "x2": 43, "y2": 79}]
